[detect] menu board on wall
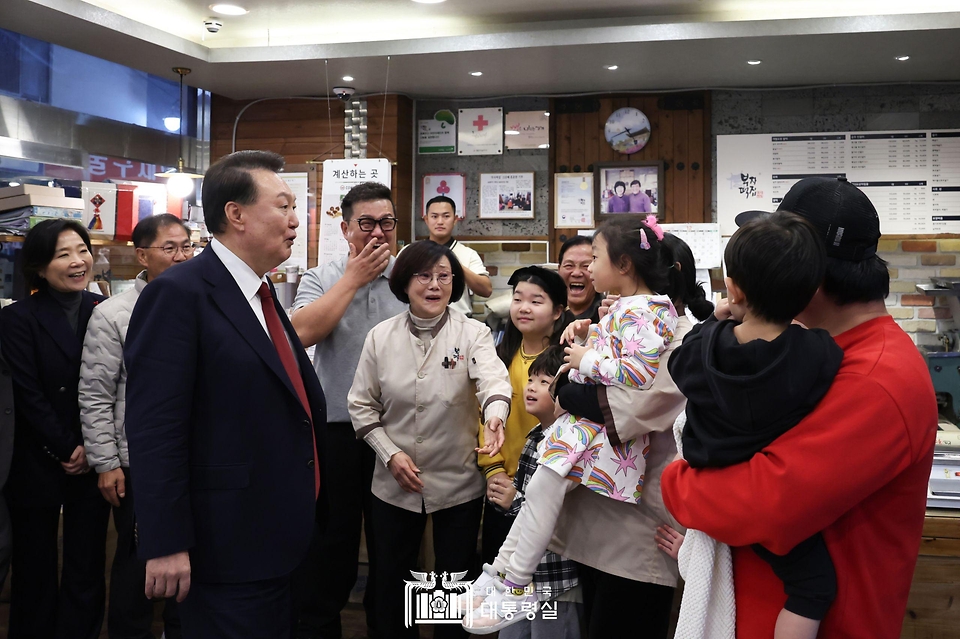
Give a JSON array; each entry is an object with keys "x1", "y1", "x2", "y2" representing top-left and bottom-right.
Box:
[{"x1": 717, "y1": 129, "x2": 960, "y2": 236}]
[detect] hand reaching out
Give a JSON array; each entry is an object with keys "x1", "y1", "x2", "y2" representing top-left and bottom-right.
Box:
[{"x1": 476, "y1": 417, "x2": 504, "y2": 457}]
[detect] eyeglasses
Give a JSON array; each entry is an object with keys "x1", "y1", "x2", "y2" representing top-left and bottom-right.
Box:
[
  {"x1": 414, "y1": 272, "x2": 453, "y2": 286},
  {"x1": 353, "y1": 217, "x2": 398, "y2": 232},
  {"x1": 143, "y1": 243, "x2": 197, "y2": 257}
]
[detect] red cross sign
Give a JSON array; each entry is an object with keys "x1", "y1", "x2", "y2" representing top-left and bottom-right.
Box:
[{"x1": 473, "y1": 115, "x2": 489, "y2": 131}]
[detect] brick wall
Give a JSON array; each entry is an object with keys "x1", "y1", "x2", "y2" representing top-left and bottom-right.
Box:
[
  {"x1": 881, "y1": 239, "x2": 960, "y2": 347},
  {"x1": 459, "y1": 240, "x2": 550, "y2": 317}
]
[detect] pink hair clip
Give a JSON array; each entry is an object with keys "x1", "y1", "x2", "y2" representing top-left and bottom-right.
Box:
[{"x1": 644, "y1": 214, "x2": 665, "y2": 241}]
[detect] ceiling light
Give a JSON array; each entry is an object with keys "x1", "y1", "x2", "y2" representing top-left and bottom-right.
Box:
[
  {"x1": 605, "y1": 65, "x2": 618, "y2": 71},
  {"x1": 747, "y1": 59, "x2": 762, "y2": 65},
  {"x1": 209, "y1": 4, "x2": 247, "y2": 15},
  {"x1": 8, "y1": 181, "x2": 20, "y2": 187},
  {"x1": 163, "y1": 117, "x2": 181, "y2": 132},
  {"x1": 470, "y1": 71, "x2": 483, "y2": 77},
  {"x1": 895, "y1": 55, "x2": 910, "y2": 61},
  {"x1": 342, "y1": 75, "x2": 354, "y2": 82},
  {"x1": 159, "y1": 67, "x2": 204, "y2": 198},
  {"x1": 544, "y1": 112, "x2": 550, "y2": 117}
]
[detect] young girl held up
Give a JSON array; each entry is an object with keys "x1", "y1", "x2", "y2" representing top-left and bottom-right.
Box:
[{"x1": 464, "y1": 215, "x2": 680, "y2": 634}]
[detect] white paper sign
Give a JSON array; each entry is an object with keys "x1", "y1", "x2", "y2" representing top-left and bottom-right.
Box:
[
  {"x1": 717, "y1": 129, "x2": 960, "y2": 236},
  {"x1": 458, "y1": 108, "x2": 503, "y2": 156},
  {"x1": 418, "y1": 110, "x2": 457, "y2": 154},
  {"x1": 280, "y1": 172, "x2": 309, "y2": 271},
  {"x1": 555, "y1": 173, "x2": 593, "y2": 228},
  {"x1": 505, "y1": 111, "x2": 550, "y2": 150},
  {"x1": 319, "y1": 159, "x2": 392, "y2": 266},
  {"x1": 479, "y1": 173, "x2": 534, "y2": 219},
  {"x1": 423, "y1": 173, "x2": 466, "y2": 220}
]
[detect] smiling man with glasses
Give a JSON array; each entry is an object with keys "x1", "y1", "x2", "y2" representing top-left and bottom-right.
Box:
[{"x1": 290, "y1": 181, "x2": 407, "y2": 639}]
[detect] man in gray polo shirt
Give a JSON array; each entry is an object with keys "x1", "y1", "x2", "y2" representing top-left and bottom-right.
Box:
[{"x1": 291, "y1": 182, "x2": 407, "y2": 639}]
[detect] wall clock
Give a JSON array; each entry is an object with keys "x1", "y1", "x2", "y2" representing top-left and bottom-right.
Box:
[{"x1": 604, "y1": 107, "x2": 651, "y2": 155}]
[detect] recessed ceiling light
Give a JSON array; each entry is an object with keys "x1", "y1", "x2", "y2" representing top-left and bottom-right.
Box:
[
  {"x1": 342, "y1": 75, "x2": 354, "y2": 82},
  {"x1": 895, "y1": 55, "x2": 910, "y2": 61},
  {"x1": 747, "y1": 59, "x2": 762, "y2": 65},
  {"x1": 605, "y1": 65, "x2": 618, "y2": 71},
  {"x1": 209, "y1": 4, "x2": 247, "y2": 15},
  {"x1": 470, "y1": 71, "x2": 483, "y2": 77}
]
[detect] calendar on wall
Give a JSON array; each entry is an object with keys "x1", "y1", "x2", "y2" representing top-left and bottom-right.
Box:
[{"x1": 660, "y1": 223, "x2": 722, "y2": 269}]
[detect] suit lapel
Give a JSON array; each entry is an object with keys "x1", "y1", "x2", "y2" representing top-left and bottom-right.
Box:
[
  {"x1": 201, "y1": 249, "x2": 301, "y2": 404},
  {"x1": 31, "y1": 290, "x2": 80, "y2": 359}
]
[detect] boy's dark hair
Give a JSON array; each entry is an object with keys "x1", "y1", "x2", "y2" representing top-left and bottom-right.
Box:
[
  {"x1": 594, "y1": 217, "x2": 669, "y2": 293},
  {"x1": 724, "y1": 211, "x2": 826, "y2": 323},
  {"x1": 425, "y1": 195, "x2": 456, "y2": 215},
  {"x1": 821, "y1": 255, "x2": 890, "y2": 305},
  {"x1": 630, "y1": 180, "x2": 641, "y2": 187},
  {"x1": 389, "y1": 240, "x2": 465, "y2": 305},
  {"x1": 131, "y1": 214, "x2": 189, "y2": 249},
  {"x1": 342, "y1": 182, "x2": 395, "y2": 222},
  {"x1": 528, "y1": 345, "x2": 566, "y2": 379},
  {"x1": 661, "y1": 233, "x2": 714, "y2": 321},
  {"x1": 557, "y1": 235, "x2": 592, "y2": 265},
  {"x1": 202, "y1": 150, "x2": 284, "y2": 234},
  {"x1": 22, "y1": 219, "x2": 93, "y2": 290}
]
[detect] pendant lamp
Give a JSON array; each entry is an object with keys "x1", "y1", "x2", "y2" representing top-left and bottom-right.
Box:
[{"x1": 161, "y1": 67, "x2": 204, "y2": 198}]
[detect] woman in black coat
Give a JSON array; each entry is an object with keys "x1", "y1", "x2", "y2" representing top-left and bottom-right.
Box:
[{"x1": 1, "y1": 219, "x2": 110, "y2": 638}]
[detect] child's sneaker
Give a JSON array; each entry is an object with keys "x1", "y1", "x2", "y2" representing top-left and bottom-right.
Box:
[
  {"x1": 462, "y1": 579, "x2": 538, "y2": 635},
  {"x1": 457, "y1": 563, "x2": 502, "y2": 613}
]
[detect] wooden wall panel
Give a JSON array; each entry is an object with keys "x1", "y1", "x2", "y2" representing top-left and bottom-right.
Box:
[
  {"x1": 551, "y1": 92, "x2": 710, "y2": 259},
  {"x1": 210, "y1": 93, "x2": 414, "y2": 267}
]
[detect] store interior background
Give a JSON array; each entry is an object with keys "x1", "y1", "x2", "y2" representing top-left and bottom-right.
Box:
[{"x1": 2, "y1": 1, "x2": 960, "y2": 636}]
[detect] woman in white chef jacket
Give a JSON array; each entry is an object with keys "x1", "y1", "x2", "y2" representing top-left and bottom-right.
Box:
[{"x1": 348, "y1": 240, "x2": 512, "y2": 639}]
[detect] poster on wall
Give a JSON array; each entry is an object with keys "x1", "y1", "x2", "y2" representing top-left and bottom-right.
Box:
[
  {"x1": 505, "y1": 111, "x2": 550, "y2": 150},
  {"x1": 479, "y1": 172, "x2": 534, "y2": 219},
  {"x1": 554, "y1": 173, "x2": 593, "y2": 228},
  {"x1": 319, "y1": 159, "x2": 392, "y2": 266},
  {"x1": 418, "y1": 110, "x2": 457, "y2": 154},
  {"x1": 279, "y1": 172, "x2": 309, "y2": 271},
  {"x1": 458, "y1": 108, "x2": 503, "y2": 156},
  {"x1": 594, "y1": 161, "x2": 662, "y2": 216},
  {"x1": 422, "y1": 173, "x2": 466, "y2": 220}
]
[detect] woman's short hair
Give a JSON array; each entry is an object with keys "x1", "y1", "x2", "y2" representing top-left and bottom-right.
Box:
[
  {"x1": 22, "y1": 219, "x2": 93, "y2": 290},
  {"x1": 389, "y1": 240, "x2": 465, "y2": 305}
]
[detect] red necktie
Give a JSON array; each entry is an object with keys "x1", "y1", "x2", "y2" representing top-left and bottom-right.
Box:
[{"x1": 257, "y1": 282, "x2": 320, "y2": 499}]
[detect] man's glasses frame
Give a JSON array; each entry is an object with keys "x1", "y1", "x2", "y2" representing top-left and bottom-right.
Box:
[
  {"x1": 142, "y1": 243, "x2": 198, "y2": 257},
  {"x1": 353, "y1": 217, "x2": 398, "y2": 232}
]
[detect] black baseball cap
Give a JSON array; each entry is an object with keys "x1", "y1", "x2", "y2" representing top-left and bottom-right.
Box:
[
  {"x1": 775, "y1": 177, "x2": 881, "y2": 261},
  {"x1": 734, "y1": 210, "x2": 769, "y2": 227}
]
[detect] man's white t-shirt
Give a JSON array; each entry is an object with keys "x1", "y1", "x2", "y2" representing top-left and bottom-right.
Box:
[{"x1": 448, "y1": 239, "x2": 488, "y2": 317}]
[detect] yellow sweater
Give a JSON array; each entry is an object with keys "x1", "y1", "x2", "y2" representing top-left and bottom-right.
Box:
[{"x1": 478, "y1": 346, "x2": 543, "y2": 479}]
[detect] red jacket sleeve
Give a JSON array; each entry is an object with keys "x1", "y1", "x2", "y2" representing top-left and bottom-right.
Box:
[{"x1": 661, "y1": 373, "x2": 919, "y2": 554}]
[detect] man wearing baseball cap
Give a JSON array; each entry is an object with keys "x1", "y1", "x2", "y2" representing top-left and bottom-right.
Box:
[{"x1": 662, "y1": 177, "x2": 937, "y2": 638}]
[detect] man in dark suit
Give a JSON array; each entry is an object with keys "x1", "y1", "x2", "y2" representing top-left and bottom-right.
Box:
[{"x1": 125, "y1": 150, "x2": 327, "y2": 638}]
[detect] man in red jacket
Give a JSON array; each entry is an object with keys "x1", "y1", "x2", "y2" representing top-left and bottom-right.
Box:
[{"x1": 662, "y1": 177, "x2": 937, "y2": 638}]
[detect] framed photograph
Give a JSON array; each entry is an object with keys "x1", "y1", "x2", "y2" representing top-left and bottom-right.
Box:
[
  {"x1": 422, "y1": 173, "x2": 467, "y2": 220},
  {"x1": 594, "y1": 161, "x2": 663, "y2": 218},
  {"x1": 479, "y1": 172, "x2": 535, "y2": 219}
]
